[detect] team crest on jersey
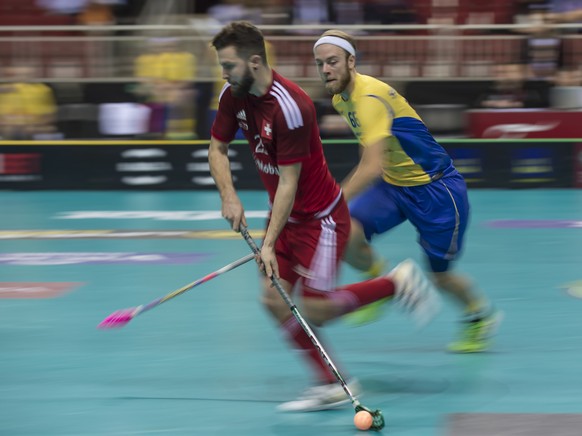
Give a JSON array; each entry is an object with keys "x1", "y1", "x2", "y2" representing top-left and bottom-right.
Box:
[{"x1": 261, "y1": 120, "x2": 273, "y2": 140}]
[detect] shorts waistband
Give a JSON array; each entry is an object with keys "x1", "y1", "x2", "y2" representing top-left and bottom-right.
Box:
[
  {"x1": 430, "y1": 165, "x2": 459, "y2": 183},
  {"x1": 288, "y1": 190, "x2": 343, "y2": 223}
]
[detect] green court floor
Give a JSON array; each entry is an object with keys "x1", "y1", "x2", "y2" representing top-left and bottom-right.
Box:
[{"x1": 1, "y1": 189, "x2": 582, "y2": 435}]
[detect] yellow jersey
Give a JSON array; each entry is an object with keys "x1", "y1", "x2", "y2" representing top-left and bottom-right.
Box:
[
  {"x1": 0, "y1": 82, "x2": 56, "y2": 119},
  {"x1": 333, "y1": 73, "x2": 452, "y2": 186},
  {"x1": 134, "y1": 51, "x2": 196, "y2": 82}
]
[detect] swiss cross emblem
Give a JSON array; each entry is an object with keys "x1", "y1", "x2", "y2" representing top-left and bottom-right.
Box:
[{"x1": 262, "y1": 120, "x2": 273, "y2": 140}]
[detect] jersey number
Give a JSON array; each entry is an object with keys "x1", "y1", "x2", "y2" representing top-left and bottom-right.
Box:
[{"x1": 348, "y1": 112, "x2": 360, "y2": 128}]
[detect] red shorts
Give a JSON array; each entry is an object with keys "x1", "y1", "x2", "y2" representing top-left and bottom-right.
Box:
[{"x1": 273, "y1": 197, "x2": 350, "y2": 294}]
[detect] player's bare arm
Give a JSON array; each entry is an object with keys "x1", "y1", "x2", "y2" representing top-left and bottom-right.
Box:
[
  {"x1": 208, "y1": 136, "x2": 247, "y2": 231},
  {"x1": 341, "y1": 140, "x2": 383, "y2": 202},
  {"x1": 261, "y1": 162, "x2": 301, "y2": 279}
]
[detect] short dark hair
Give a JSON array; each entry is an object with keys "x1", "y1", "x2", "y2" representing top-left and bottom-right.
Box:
[{"x1": 211, "y1": 21, "x2": 267, "y2": 64}]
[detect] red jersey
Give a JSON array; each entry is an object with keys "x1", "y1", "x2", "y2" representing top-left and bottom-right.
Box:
[{"x1": 211, "y1": 70, "x2": 341, "y2": 222}]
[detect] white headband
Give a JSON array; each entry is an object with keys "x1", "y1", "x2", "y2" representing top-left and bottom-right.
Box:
[{"x1": 313, "y1": 35, "x2": 355, "y2": 57}]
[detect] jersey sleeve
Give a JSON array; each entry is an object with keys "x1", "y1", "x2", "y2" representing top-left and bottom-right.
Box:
[
  {"x1": 273, "y1": 102, "x2": 312, "y2": 164},
  {"x1": 357, "y1": 94, "x2": 393, "y2": 147},
  {"x1": 210, "y1": 86, "x2": 239, "y2": 143}
]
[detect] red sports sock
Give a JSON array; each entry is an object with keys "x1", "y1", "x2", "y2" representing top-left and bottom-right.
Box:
[
  {"x1": 330, "y1": 276, "x2": 396, "y2": 316},
  {"x1": 281, "y1": 316, "x2": 339, "y2": 384}
]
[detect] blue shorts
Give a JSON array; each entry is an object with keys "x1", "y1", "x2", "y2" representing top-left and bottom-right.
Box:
[{"x1": 349, "y1": 171, "x2": 470, "y2": 273}]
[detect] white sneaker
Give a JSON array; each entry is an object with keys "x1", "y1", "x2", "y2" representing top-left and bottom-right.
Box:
[
  {"x1": 390, "y1": 259, "x2": 442, "y2": 327},
  {"x1": 277, "y1": 379, "x2": 361, "y2": 412}
]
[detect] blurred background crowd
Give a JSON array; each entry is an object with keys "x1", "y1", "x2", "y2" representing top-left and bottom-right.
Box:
[{"x1": 1, "y1": 0, "x2": 582, "y2": 141}]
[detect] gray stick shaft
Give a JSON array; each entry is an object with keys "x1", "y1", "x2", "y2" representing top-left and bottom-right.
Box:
[
  {"x1": 137, "y1": 252, "x2": 256, "y2": 315},
  {"x1": 239, "y1": 226, "x2": 360, "y2": 406}
]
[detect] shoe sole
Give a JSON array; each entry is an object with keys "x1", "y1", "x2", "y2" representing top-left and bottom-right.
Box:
[
  {"x1": 277, "y1": 382, "x2": 362, "y2": 413},
  {"x1": 277, "y1": 397, "x2": 352, "y2": 412}
]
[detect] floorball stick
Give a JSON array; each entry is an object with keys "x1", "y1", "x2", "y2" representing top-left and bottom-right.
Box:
[
  {"x1": 239, "y1": 226, "x2": 385, "y2": 430},
  {"x1": 97, "y1": 252, "x2": 255, "y2": 329}
]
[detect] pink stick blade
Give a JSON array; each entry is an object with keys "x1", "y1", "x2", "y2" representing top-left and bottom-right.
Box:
[{"x1": 97, "y1": 309, "x2": 135, "y2": 329}]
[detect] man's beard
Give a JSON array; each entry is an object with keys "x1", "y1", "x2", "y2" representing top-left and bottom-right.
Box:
[
  {"x1": 325, "y1": 68, "x2": 350, "y2": 95},
  {"x1": 231, "y1": 67, "x2": 255, "y2": 98}
]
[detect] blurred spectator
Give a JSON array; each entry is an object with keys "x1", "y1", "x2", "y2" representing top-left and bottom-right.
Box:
[
  {"x1": 544, "y1": 1, "x2": 582, "y2": 84},
  {"x1": 555, "y1": 66, "x2": 582, "y2": 85},
  {"x1": 0, "y1": 62, "x2": 60, "y2": 140},
  {"x1": 522, "y1": 31, "x2": 563, "y2": 82},
  {"x1": 258, "y1": 0, "x2": 293, "y2": 25},
  {"x1": 133, "y1": 38, "x2": 197, "y2": 139},
  {"x1": 36, "y1": 0, "x2": 89, "y2": 15},
  {"x1": 545, "y1": 0, "x2": 582, "y2": 24},
  {"x1": 37, "y1": 0, "x2": 124, "y2": 16},
  {"x1": 513, "y1": 0, "x2": 548, "y2": 23},
  {"x1": 292, "y1": 0, "x2": 332, "y2": 25},
  {"x1": 528, "y1": 1, "x2": 582, "y2": 109},
  {"x1": 76, "y1": 0, "x2": 117, "y2": 78},
  {"x1": 475, "y1": 62, "x2": 546, "y2": 108},
  {"x1": 76, "y1": 0, "x2": 115, "y2": 25},
  {"x1": 332, "y1": 1, "x2": 365, "y2": 25},
  {"x1": 549, "y1": 67, "x2": 582, "y2": 109},
  {"x1": 544, "y1": 0, "x2": 582, "y2": 109},
  {"x1": 207, "y1": 0, "x2": 261, "y2": 25},
  {"x1": 513, "y1": 2, "x2": 565, "y2": 82},
  {"x1": 363, "y1": 0, "x2": 418, "y2": 25}
]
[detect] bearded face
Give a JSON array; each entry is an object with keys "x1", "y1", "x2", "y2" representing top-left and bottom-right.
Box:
[
  {"x1": 217, "y1": 46, "x2": 257, "y2": 99},
  {"x1": 231, "y1": 64, "x2": 255, "y2": 98},
  {"x1": 314, "y1": 44, "x2": 353, "y2": 96},
  {"x1": 324, "y1": 62, "x2": 351, "y2": 95}
]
